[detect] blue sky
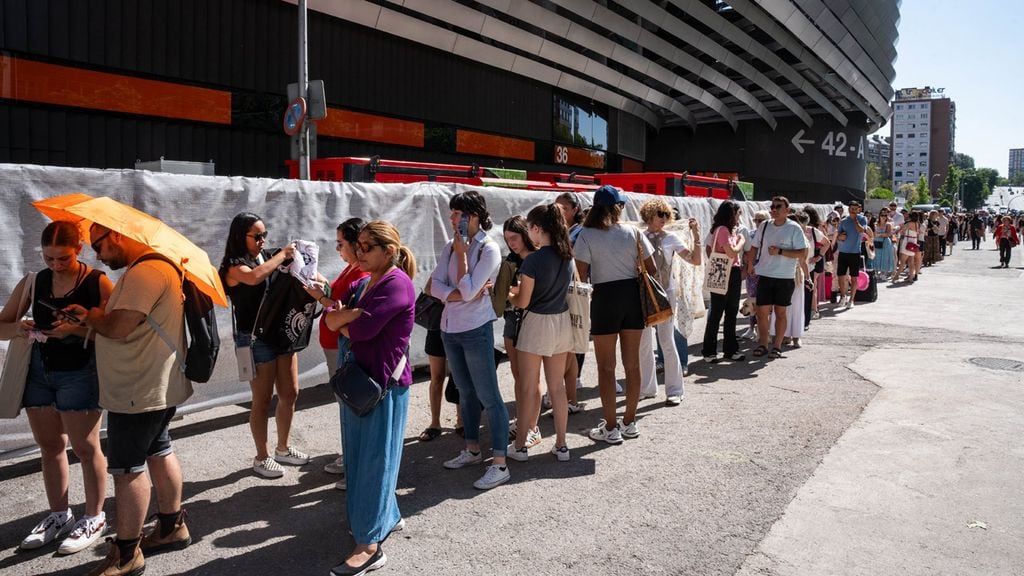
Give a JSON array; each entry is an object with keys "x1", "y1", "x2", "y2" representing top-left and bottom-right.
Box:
[{"x1": 875, "y1": 0, "x2": 1023, "y2": 174}]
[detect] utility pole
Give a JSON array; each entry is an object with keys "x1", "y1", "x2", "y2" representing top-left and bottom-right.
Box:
[{"x1": 298, "y1": 0, "x2": 310, "y2": 180}]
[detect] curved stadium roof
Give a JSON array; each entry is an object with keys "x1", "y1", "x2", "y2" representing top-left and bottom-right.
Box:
[{"x1": 295, "y1": 0, "x2": 898, "y2": 131}]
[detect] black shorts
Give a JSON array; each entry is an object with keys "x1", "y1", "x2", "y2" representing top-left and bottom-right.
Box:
[
  {"x1": 424, "y1": 328, "x2": 446, "y2": 358},
  {"x1": 836, "y1": 252, "x2": 863, "y2": 277},
  {"x1": 590, "y1": 278, "x2": 645, "y2": 335},
  {"x1": 755, "y1": 276, "x2": 796, "y2": 308},
  {"x1": 106, "y1": 407, "x2": 177, "y2": 475}
]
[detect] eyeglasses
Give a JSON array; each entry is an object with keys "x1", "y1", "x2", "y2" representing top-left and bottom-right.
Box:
[
  {"x1": 771, "y1": 204, "x2": 786, "y2": 210},
  {"x1": 656, "y1": 211, "x2": 671, "y2": 219},
  {"x1": 247, "y1": 232, "x2": 268, "y2": 242},
  {"x1": 355, "y1": 242, "x2": 382, "y2": 254},
  {"x1": 90, "y1": 231, "x2": 110, "y2": 252}
]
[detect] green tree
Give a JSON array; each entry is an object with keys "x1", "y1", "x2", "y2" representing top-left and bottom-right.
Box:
[
  {"x1": 1012, "y1": 173, "x2": 1024, "y2": 186},
  {"x1": 866, "y1": 163, "x2": 882, "y2": 191},
  {"x1": 898, "y1": 182, "x2": 917, "y2": 203},
  {"x1": 914, "y1": 175, "x2": 932, "y2": 204},
  {"x1": 961, "y1": 172, "x2": 988, "y2": 209},
  {"x1": 953, "y1": 153, "x2": 975, "y2": 170},
  {"x1": 868, "y1": 187, "x2": 895, "y2": 199},
  {"x1": 939, "y1": 166, "x2": 962, "y2": 207},
  {"x1": 975, "y1": 167, "x2": 1000, "y2": 192}
]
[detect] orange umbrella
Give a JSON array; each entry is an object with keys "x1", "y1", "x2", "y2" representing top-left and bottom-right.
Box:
[{"x1": 32, "y1": 194, "x2": 228, "y2": 307}]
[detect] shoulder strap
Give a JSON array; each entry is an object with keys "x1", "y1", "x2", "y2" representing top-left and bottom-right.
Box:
[
  {"x1": 135, "y1": 254, "x2": 187, "y2": 371},
  {"x1": 756, "y1": 221, "x2": 768, "y2": 262}
]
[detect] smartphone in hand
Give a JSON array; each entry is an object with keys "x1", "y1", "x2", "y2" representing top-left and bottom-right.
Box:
[
  {"x1": 458, "y1": 214, "x2": 470, "y2": 244},
  {"x1": 37, "y1": 299, "x2": 83, "y2": 325}
]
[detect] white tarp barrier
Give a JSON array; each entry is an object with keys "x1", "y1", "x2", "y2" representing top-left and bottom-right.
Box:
[{"x1": 0, "y1": 163, "x2": 834, "y2": 452}]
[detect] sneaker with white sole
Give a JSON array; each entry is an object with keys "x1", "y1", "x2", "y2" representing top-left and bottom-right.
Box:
[
  {"x1": 443, "y1": 449, "x2": 482, "y2": 469},
  {"x1": 507, "y1": 444, "x2": 529, "y2": 462},
  {"x1": 550, "y1": 445, "x2": 570, "y2": 462},
  {"x1": 615, "y1": 381, "x2": 624, "y2": 395},
  {"x1": 619, "y1": 419, "x2": 639, "y2": 439},
  {"x1": 541, "y1": 393, "x2": 552, "y2": 410},
  {"x1": 588, "y1": 420, "x2": 623, "y2": 444},
  {"x1": 523, "y1": 427, "x2": 542, "y2": 448},
  {"x1": 20, "y1": 511, "x2": 74, "y2": 550},
  {"x1": 58, "y1": 513, "x2": 106, "y2": 555},
  {"x1": 253, "y1": 456, "x2": 285, "y2": 478},
  {"x1": 576, "y1": 378, "x2": 583, "y2": 390},
  {"x1": 473, "y1": 465, "x2": 510, "y2": 490},
  {"x1": 324, "y1": 457, "x2": 345, "y2": 475},
  {"x1": 274, "y1": 446, "x2": 310, "y2": 466},
  {"x1": 334, "y1": 479, "x2": 347, "y2": 491},
  {"x1": 665, "y1": 395, "x2": 683, "y2": 406},
  {"x1": 845, "y1": 298, "x2": 854, "y2": 309},
  {"x1": 566, "y1": 401, "x2": 583, "y2": 414}
]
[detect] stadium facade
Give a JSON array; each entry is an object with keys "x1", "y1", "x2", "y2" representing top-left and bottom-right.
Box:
[{"x1": 0, "y1": 0, "x2": 899, "y2": 202}]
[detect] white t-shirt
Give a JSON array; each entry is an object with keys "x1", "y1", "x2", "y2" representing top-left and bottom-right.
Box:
[{"x1": 750, "y1": 219, "x2": 809, "y2": 279}]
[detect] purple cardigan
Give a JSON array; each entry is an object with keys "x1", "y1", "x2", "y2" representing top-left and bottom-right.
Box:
[{"x1": 340, "y1": 268, "x2": 415, "y2": 387}]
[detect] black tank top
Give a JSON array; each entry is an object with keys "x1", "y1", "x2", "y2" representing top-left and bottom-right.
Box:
[
  {"x1": 224, "y1": 250, "x2": 271, "y2": 334},
  {"x1": 32, "y1": 267, "x2": 105, "y2": 371}
]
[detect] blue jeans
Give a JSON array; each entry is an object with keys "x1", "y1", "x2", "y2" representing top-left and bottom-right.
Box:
[
  {"x1": 441, "y1": 322, "x2": 508, "y2": 457},
  {"x1": 23, "y1": 344, "x2": 100, "y2": 411}
]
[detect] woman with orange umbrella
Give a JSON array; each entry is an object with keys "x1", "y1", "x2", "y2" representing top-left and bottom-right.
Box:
[
  {"x1": 0, "y1": 221, "x2": 113, "y2": 555},
  {"x1": 219, "y1": 212, "x2": 310, "y2": 479}
]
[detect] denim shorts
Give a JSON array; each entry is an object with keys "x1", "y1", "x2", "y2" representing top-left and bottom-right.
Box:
[
  {"x1": 22, "y1": 344, "x2": 100, "y2": 412},
  {"x1": 234, "y1": 332, "x2": 288, "y2": 365},
  {"x1": 106, "y1": 407, "x2": 176, "y2": 475}
]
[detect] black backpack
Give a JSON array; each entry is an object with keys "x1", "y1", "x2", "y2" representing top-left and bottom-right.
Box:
[{"x1": 136, "y1": 253, "x2": 221, "y2": 383}]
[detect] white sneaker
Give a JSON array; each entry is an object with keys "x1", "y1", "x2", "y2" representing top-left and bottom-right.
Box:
[
  {"x1": 334, "y1": 479, "x2": 346, "y2": 491},
  {"x1": 588, "y1": 420, "x2": 623, "y2": 445},
  {"x1": 615, "y1": 381, "x2": 624, "y2": 395},
  {"x1": 576, "y1": 378, "x2": 583, "y2": 390},
  {"x1": 566, "y1": 401, "x2": 584, "y2": 414},
  {"x1": 274, "y1": 446, "x2": 310, "y2": 466},
  {"x1": 665, "y1": 395, "x2": 683, "y2": 406},
  {"x1": 473, "y1": 465, "x2": 510, "y2": 490},
  {"x1": 523, "y1": 427, "x2": 542, "y2": 448},
  {"x1": 253, "y1": 457, "x2": 286, "y2": 478},
  {"x1": 550, "y1": 445, "x2": 570, "y2": 462},
  {"x1": 323, "y1": 457, "x2": 345, "y2": 475},
  {"x1": 619, "y1": 419, "x2": 639, "y2": 439},
  {"x1": 443, "y1": 449, "x2": 482, "y2": 469},
  {"x1": 507, "y1": 444, "x2": 529, "y2": 462},
  {"x1": 57, "y1": 513, "x2": 106, "y2": 555},
  {"x1": 541, "y1": 393, "x2": 552, "y2": 410},
  {"x1": 845, "y1": 298, "x2": 855, "y2": 309},
  {"x1": 20, "y1": 511, "x2": 74, "y2": 550}
]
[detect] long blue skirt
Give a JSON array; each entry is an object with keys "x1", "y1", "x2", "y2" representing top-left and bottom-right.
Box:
[
  {"x1": 342, "y1": 385, "x2": 409, "y2": 545},
  {"x1": 869, "y1": 237, "x2": 896, "y2": 273}
]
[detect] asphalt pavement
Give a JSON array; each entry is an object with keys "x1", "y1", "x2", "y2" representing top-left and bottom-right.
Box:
[{"x1": 1, "y1": 236, "x2": 1021, "y2": 576}]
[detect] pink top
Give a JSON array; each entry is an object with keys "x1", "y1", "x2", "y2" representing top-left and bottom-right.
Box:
[{"x1": 711, "y1": 226, "x2": 742, "y2": 267}]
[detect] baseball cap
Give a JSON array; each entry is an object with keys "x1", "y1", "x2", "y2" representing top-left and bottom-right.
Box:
[{"x1": 593, "y1": 185, "x2": 626, "y2": 207}]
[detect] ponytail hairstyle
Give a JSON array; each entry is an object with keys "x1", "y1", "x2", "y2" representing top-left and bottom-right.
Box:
[
  {"x1": 449, "y1": 190, "x2": 493, "y2": 231},
  {"x1": 526, "y1": 204, "x2": 572, "y2": 261},
  {"x1": 555, "y1": 192, "x2": 583, "y2": 225},
  {"x1": 361, "y1": 220, "x2": 416, "y2": 280},
  {"x1": 41, "y1": 220, "x2": 82, "y2": 248}
]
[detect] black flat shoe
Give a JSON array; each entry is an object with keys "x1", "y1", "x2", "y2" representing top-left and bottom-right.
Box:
[{"x1": 330, "y1": 547, "x2": 387, "y2": 576}]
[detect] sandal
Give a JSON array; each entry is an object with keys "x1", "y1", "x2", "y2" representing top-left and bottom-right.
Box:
[
  {"x1": 752, "y1": 345, "x2": 769, "y2": 357},
  {"x1": 770, "y1": 348, "x2": 784, "y2": 359},
  {"x1": 418, "y1": 427, "x2": 442, "y2": 442}
]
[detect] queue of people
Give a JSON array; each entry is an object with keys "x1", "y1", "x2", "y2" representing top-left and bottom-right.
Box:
[{"x1": 1, "y1": 188, "x2": 1008, "y2": 576}]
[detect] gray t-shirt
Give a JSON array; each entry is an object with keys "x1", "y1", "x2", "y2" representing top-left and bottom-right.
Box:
[
  {"x1": 518, "y1": 246, "x2": 572, "y2": 314},
  {"x1": 574, "y1": 223, "x2": 654, "y2": 285}
]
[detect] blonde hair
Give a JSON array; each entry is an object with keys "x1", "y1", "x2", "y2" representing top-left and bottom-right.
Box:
[
  {"x1": 361, "y1": 220, "x2": 416, "y2": 279},
  {"x1": 639, "y1": 199, "x2": 674, "y2": 224}
]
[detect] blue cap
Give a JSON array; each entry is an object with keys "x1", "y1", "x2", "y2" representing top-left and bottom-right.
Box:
[{"x1": 594, "y1": 185, "x2": 626, "y2": 207}]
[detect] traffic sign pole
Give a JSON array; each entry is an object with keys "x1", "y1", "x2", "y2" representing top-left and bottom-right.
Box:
[{"x1": 298, "y1": 0, "x2": 310, "y2": 180}]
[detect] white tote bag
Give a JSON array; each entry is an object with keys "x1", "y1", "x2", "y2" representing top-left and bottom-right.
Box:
[
  {"x1": 566, "y1": 263, "x2": 592, "y2": 354},
  {"x1": 0, "y1": 272, "x2": 36, "y2": 419},
  {"x1": 704, "y1": 251, "x2": 732, "y2": 296}
]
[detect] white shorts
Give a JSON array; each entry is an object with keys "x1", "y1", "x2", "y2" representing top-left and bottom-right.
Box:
[{"x1": 515, "y1": 310, "x2": 572, "y2": 357}]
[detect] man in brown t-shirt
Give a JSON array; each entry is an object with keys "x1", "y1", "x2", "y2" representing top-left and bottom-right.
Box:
[{"x1": 67, "y1": 224, "x2": 193, "y2": 576}]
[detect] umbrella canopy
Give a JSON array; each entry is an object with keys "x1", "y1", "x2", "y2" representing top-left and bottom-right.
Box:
[{"x1": 33, "y1": 194, "x2": 228, "y2": 307}]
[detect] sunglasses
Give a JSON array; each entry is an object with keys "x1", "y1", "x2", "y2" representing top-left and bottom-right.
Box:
[
  {"x1": 656, "y1": 211, "x2": 671, "y2": 219},
  {"x1": 355, "y1": 242, "x2": 382, "y2": 254},
  {"x1": 247, "y1": 232, "x2": 269, "y2": 242},
  {"x1": 771, "y1": 204, "x2": 786, "y2": 210},
  {"x1": 90, "y1": 231, "x2": 110, "y2": 252}
]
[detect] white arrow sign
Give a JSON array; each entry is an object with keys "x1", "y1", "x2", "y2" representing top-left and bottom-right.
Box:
[{"x1": 791, "y1": 129, "x2": 814, "y2": 154}]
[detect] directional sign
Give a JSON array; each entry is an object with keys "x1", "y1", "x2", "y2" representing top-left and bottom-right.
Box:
[
  {"x1": 283, "y1": 97, "x2": 306, "y2": 136},
  {"x1": 791, "y1": 129, "x2": 814, "y2": 154}
]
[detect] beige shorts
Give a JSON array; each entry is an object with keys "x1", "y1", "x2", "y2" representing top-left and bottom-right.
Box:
[{"x1": 515, "y1": 310, "x2": 572, "y2": 357}]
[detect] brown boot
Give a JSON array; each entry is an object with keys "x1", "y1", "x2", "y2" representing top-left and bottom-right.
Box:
[
  {"x1": 140, "y1": 510, "x2": 191, "y2": 553},
  {"x1": 85, "y1": 539, "x2": 145, "y2": 576}
]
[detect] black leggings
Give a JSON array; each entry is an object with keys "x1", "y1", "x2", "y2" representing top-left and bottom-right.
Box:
[
  {"x1": 1000, "y1": 238, "x2": 1013, "y2": 265},
  {"x1": 701, "y1": 266, "x2": 742, "y2": 357}
]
